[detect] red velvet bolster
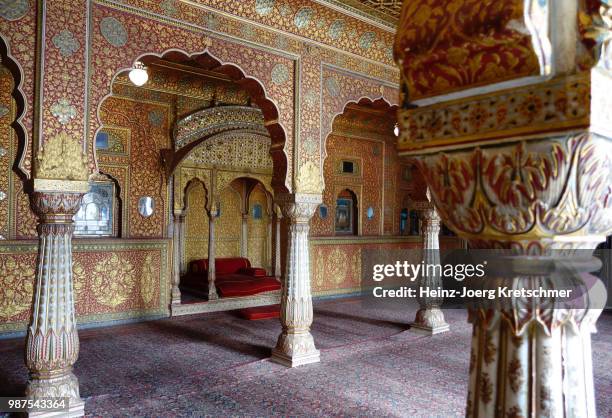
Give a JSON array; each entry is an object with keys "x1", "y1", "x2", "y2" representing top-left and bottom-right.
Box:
[{"x1": 215, "y1": 257, "x2": 251, "y2": 275}]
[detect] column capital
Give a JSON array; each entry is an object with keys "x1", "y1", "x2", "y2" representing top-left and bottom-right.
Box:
[
  {"x1": 275, "y1": 193, "x2": 322, "y2": 223},
  {"x1": 421, "y1": 207, "x2": 441, "y2": 235},
  {"x1": 31, "y1": 190, "x2": 85, "y2": 224}
]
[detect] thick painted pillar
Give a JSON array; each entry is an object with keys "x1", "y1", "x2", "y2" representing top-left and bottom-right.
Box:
[
  {"x1": 394, "y1": 1, "x2": 612, "y2": 414},
  {"x1": 410, "y1": 196, "x2": 449, "y2": 334},
  {"x1": 271, "y1": 193, "x2": 320, "y2": 367},
  {"x1": 25, "y1": 184, "x2": 88, "y2": 417},
  {"x1": 207, "y1": 205, "x2": 218, "y2": 300},
  {"x1": 171, "y1": 213, "x2": 183, "y2": 305}
]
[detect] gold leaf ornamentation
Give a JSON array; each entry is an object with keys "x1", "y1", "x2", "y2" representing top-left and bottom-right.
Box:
[
  {"x1": 140, "y1": 254, "x2": 156, "y2": 304},
  {"x1": 36, "y1": 132, "x2": 89, "y2": 181},
  {"x1": 296, "y1": 160, "x2": 323, "y2": 194},
  {"x1": 92, "y1": 253, "x2": 135, "y2": 307},
  {"x1": 0, "y1": 256, "x2": 35, "y2": 319}
]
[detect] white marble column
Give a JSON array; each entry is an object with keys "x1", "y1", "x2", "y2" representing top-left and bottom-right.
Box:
[
  {"x1": 465, "y1": 261, "x2": 606, "y2": 418},
  {"x1": 207, "y1": 204, "x2": 218, "y2": 300},
  {"x1": 178, "y1": 217, "x2": 187, "y2": 276},
  {"x1": 410, "y1": 199, "x2": 449, "y2": 334},
  {"x1": 241, "y1": 213, "x2": 248, "y2": 258},
  {"x1": 271, "y1": 193, "x2": 320, "y2": 367},
  {"x1": 266, "y1": 217, "x2": 273, "y2": 274},
  {"x1": 171, "y1": 213, "x2": 183, "y2": 305},
  {"x1": 274, "y1": 210, "x2": 282, "y2": 279},
  {"x1": 25, "y1": 188, "x2": 87, "y2": 417}
]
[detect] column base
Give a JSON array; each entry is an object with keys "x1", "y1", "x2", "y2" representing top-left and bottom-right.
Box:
[
  {"x1": 409, "y1": 322, "x2": 450, "y2": 335},
  {"x1": 270, "y1": 332, "x2": 320, "y2": 367},
  {"x1": 171, "y1": 286, "x2": 182, "y2": 305},
  {"x1": 26, "y1": 372, "x2": 84, "y2": 417},
  {"x1": 410, "y1": 308, "x2": 449, "y2": 335}
]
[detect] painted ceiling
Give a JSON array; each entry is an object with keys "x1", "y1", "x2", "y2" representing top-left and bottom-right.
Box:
[{"x1": 324, "y1": 0, "x2": 401, "y2": 27}]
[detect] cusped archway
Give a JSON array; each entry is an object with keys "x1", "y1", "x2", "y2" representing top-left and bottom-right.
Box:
[{"x1": 96, "y1": 50, "x2": 289, "y2": 194}]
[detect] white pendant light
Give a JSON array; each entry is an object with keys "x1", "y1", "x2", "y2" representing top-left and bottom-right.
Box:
[
  {"x1": 129, "y1": 61, "x2": 148, "y2": 86},
  {"x1": 393, "y1": 123, "x2": 400, "y2": 137}
]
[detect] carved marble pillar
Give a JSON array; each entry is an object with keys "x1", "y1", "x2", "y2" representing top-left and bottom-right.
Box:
[
  {"x1": 25, "y1": 187, "x2": 87, "y2": 417},
  {"x1": 271, "y1": 193, "x2": 321, "y2": 367},
  {"x1": 207, "y1": 204, "x2": 218, "y2": 301},
  {"x1": 178, "y1": 217, "x2": 187, "y2": 276},
  {"x1": 171, "y1": 213, "x2": 184, "y2": 305},
  {"x1": 274, "y1": 209, "x2": 282, "y2": 279},
  {"x1": 266, "y1": 216, "x2": 273, "y2": 274},
  {"x1": 394, "y1": 1, "x2": 612, "y2": 415},
  {"x1": 241, "y1": 213, "x2": 249, "y2": 258},
  {"x1": 410, "y1": 198, "x2": 449, "y2": 334}
]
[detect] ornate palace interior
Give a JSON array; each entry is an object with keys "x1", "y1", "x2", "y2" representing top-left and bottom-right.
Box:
[{"x1": 0, "y1": 0, "x2": 611, "y2": 417}]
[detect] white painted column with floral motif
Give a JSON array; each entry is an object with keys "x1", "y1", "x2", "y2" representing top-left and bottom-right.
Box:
[
  {"x1": 171, "y1": 212, "x2": 184, "y2": 305},
  {"x1": 394, "y1": 1, "x2": 612, "y2": 414},
  {"x1": 207, "y1": 203, "x2": 219, "y2": 300},
  {"x1": 25, "y1": 181, "x2": 88, "y2": 417},
  {"x1": 241, "y1": 213, "x2": 249, "y2": 258},
  {"x1": 410, "y1": 194, "x2": 449, "y2": 334},
  {"x1": 266, "y1": 215, "x2": 273, "y2": 274},
  {"x1": 271, "y1": 193, "x2": 321, "y2": 367},
  {"x1": 274, "y1": 206, "x2": 282, "y2": 280}
]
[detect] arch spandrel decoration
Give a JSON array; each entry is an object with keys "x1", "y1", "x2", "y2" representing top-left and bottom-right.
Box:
[
  {"x1": 89, "y1": 4, "x2": 294, "y2": 191},
  {"x1": 320, "y1": 68, "x2": 399, "y2": 175},
  {"x1": 174, "y1": 125, "x2": 274, "y2": 212},
  {"x1": 174, "y1": 106, "x2": 268, "y2": 151},
  {"x1": 183, "y1": 132, "x2": 272, "y2": 172},
  {"x1": 174, "y1": 167, "x2": 211, "y2": 214},
  {"x1": 216, "y1": 172, "x2": 273, "y2": 200},
  {"x1": 166, "y1": 106, "x2": 272, "y2": 177}
]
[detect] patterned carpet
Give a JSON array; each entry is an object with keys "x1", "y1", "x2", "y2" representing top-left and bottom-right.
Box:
[{"x1": 0, "y1": 299, "x2": 611, "y2": 417}]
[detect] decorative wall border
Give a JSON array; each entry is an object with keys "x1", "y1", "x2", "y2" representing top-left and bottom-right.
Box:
[{"x1": 0, "y1": 238, "x2": 171, "y2": 333}]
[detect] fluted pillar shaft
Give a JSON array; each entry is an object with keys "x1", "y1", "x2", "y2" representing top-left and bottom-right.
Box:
[
  {"x1": 274, "y1": 211, "x2": 282, "y2": 279},
  {"x1": 266, "y1": 217, "x2": 273, "y2": 274},
  {"x1": 241, "y1": 213, "x2": 248, "y2": 258},
  {"x1": 178, "y1": 218, "x2": 187, "y2": 275},
  {"x1": 25, "y1": 190, "x2": 86, "y2": 417},
  {"x1": 271, "y1": 194, "x2": 320, "y2": 367},
  {"x1": 465, "y1": 269, "x2": 606, "y2": 418},
  {"x1": 207, "y1": 210, "x2": 218, "y2": 300},
  {"x1": 411, "y1": 201, "x2": 449, "y2": 334},
  {"x1": 171, "y1": 214, "x2": 183, "y2": 305}
]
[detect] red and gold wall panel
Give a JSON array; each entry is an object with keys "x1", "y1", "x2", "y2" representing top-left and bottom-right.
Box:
[
  {"x1": 98, "y1": 96, "x2": 170, "y2": 238},
  {"x1": 311, "y1": 133, "x2": 385, "y2": 236},
  {"x1": 310, "y1": 237, "x2": 463, "y2": 295},
  {"x1": 394, "y1": 0, "x2": 540, "y2": 100},
  {"x1": 0, "y1": 2, "x2": 37, "y2": 177},
  {"x1": 0, "y1": 239, "x2": 171, "y2": 334},
  {"x1": 88, "y1": 2, "x2": 296, "y2": 190},
  {"x1": 106, "y1": 0, "x2": 396, "y2": 66}
]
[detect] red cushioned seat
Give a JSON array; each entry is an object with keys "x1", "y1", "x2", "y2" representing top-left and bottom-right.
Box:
[
  {"x1": 216, "y1": 277, "x2": 281, "y2": 297},
  {"x1": 238, "y1": 267, "x2": 267, "y2": 277},
  {"x1": 215, "y1": 274, "x2": 257, "y2": 283},
  {"x1": 182, "y1": 257, "x2": 279, "y2": 298}
]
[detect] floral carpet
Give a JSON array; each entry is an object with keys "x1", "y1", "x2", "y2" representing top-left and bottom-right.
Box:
[{"x1": 0, "y1": 298, "x2": 610, "y2": 417}]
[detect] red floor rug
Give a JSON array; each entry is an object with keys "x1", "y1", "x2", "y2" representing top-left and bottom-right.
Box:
[{"x1": 237, "y1": 304, "x2": 280, "y2": 320}]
